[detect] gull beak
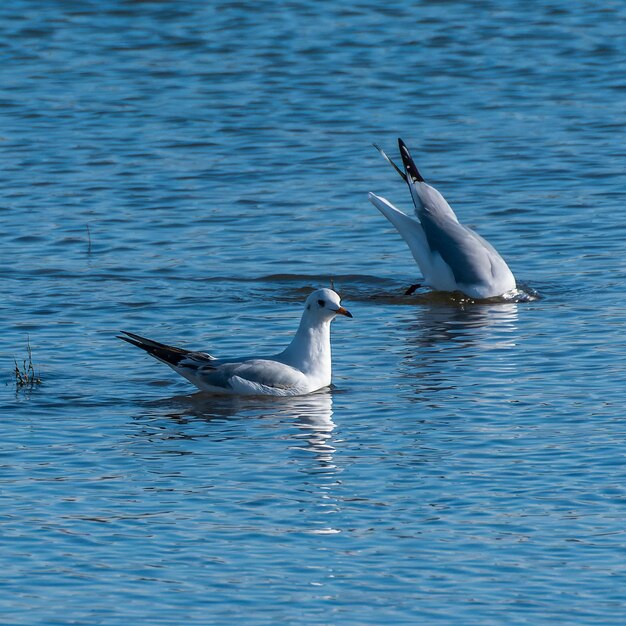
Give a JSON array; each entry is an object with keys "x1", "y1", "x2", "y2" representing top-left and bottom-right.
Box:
[{"x1": 334, "y1": 306, "x2": 353, "y2": 318}]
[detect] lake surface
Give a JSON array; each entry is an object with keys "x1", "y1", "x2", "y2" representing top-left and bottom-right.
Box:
[{"x1": 2, "y1": 0, "x2": 626, "y2": 623}]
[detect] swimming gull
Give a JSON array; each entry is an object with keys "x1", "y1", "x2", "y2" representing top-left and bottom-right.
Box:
[
  {"x1": 369, "y1": 139, "x2": 516, "y2": 299},
  {"x1": 119, "y1": 288, "x2": 352, "y2": 396}
]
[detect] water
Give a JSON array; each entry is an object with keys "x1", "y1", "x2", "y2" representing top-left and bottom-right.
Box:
[{"x1": 1, "y1": 0, "x2": 626, "y2": 623}]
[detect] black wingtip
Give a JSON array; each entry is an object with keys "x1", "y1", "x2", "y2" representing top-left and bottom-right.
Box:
[
  {"x1": 117, "y1": 331, "x2": 188, "y2": 367},
  {"x1": 397, "y1": 138, "x2": 424, "y2": 183},
  {"x1": 117, "y1": 333, "x2": 145, "y2": 350},
  {"x1": 119, "y1": 330, "x2": 146, "y2": 342}
]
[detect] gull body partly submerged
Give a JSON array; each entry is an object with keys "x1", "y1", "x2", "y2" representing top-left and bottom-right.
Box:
[
  {"x1": 369, "y1": 139, "x2": 516, "y2": 299},
  {"x1": 119, "y1": 288, "x2": 352, "y2": 396}
]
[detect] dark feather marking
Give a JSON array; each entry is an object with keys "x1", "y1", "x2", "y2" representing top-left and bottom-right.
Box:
[
  {"x1": 405, "y1": 283, "x2": 422, "y2": 295},
  {"x1": 118, "y1": 331, "x2": 214, "y2": 368},
  {"x1": 118, "y1": 334, "x2": 187, "y2": 367},
  {"x1": 398, "y1": 138, "x2": 425, "y2": 183}
]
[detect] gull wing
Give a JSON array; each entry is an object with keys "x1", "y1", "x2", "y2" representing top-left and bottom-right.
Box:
[
  {"x1": 397, "y1": 138, "x2": 458, "y2": 222},
  {"x1": 120, "y1": 331, "x2": 308, "y2": 395},
  {"x1": 196, "y1": 359, "x2": 308, "y2": 394},
  {"x1": 418, "y1": 212, "x2": 506, "y2": 288},
  {"x1": 118, "y1": 331, "x2": 215, "y2": 366},
  {"x1": 396, "y1": 139, "x2": 514, "y2": 292}
]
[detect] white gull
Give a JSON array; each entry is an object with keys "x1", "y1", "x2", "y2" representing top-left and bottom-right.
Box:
[
  {"x1": 369, "y1": 139, "x2": 516, "y2": 299},
  {"x1": 119, "y1": 288, "x2": 352, "y2": 396}
]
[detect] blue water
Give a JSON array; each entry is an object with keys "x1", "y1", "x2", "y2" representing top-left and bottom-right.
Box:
[{"x1": 2, "y1": 1, "x2": 626, "y2": 623}]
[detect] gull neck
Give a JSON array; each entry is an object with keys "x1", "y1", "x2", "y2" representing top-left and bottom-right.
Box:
[{"x1": 280, "y1": 312, "x2": 332, "y2": 376}]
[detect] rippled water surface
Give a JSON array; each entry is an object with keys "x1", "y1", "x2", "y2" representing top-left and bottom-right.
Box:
[{"x1": 2, "y1": 1, "x2": 626, "y2": 624}]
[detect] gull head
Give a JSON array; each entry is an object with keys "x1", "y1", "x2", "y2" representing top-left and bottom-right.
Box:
[{"x1": 304, "y1": 288, "x2": 352, "y2": 323}]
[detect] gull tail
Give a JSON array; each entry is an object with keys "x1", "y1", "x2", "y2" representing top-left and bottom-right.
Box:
[
  {"x1": 368, "y1": 192, "x2": 423, "y2": 241},
  {"x1": 118, "y1": 331, "x2": 195, "y2": 367},
  {"x1": 398, "y1": 138, "x2": 424, "y2": 183},
  {"x1": 368, "y1": 192, "x2": 431, "y2": 275}
]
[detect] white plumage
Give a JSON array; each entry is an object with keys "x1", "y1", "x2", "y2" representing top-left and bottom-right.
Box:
[
  {"x1": 119, "y1": 288, "x2": 352, "y2": 396},
  {"x1": 370, "y1": 139, "x2": 516, "y2": 299}
]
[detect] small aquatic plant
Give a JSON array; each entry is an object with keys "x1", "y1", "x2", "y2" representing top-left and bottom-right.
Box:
[{"x1": 14, "y1": 338, "x2": 41, "y2": 388}]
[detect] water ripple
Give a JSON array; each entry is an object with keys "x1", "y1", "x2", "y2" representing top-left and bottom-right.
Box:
[{"x1": 2, "y1": 0, "x2": 626, "y2": 624}]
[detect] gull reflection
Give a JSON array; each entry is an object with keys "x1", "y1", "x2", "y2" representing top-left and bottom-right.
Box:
[
  {"x1": 152, "y1": 391, "x2": 338, "y2": 471},
  {"x1": 135, "y1": 389, "x2": 336, "y2": 468},
  {"x1": 400, "y1": 302, "x2": 520, "y2": 394},
  {"x1": 143, "y1": 388, "x2": 333, "y2": 424},
  {"x1": 132, "y1": 389, "x2": 341, "y2": 533},
  {"x1": 406, "y1": 302, "x2": 519, "y2": 349},
  {"x1": 285, "y1": 390, "x2": 336, "y2": 470}
]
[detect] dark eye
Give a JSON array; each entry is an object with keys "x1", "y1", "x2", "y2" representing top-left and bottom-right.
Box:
[{"x1": 317, "y1": 299, "x2": 325, "y2": 307}]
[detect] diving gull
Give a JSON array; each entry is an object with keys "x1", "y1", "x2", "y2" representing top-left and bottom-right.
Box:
[{"x1": 369, "y1": 139, "x2": 516, "y2": 299}]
